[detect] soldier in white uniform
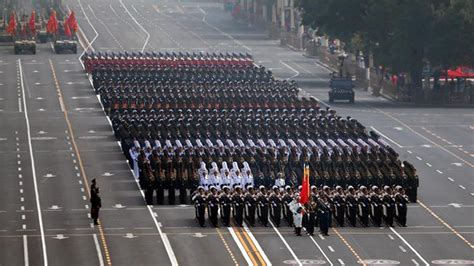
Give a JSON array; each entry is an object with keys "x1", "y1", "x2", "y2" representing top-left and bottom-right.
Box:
[
  {"x1": 210, "y1": 162, "x2": 222, "y2": 190},
  {"x1": 198, "y1": 162, "x2": 209, "y2": 190},
  {"x1": 242, "y1": 162, "x2": 254, "y2": 189},
  {"x1": 220, "y1": 162, "x2": 232, "y2": 188}
]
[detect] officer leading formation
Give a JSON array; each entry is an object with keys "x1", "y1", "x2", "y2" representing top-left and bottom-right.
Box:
[{"x1": 81, "y1": 51, "x2": 416, "y2": 230}]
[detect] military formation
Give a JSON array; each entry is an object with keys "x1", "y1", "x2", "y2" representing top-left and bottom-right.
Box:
[
  {"x1": 82, "y1": 51, "x2": 417, "y2": 228},
  {"x1": 191, "y1": 184, "x2": 409, "y2": 231}
]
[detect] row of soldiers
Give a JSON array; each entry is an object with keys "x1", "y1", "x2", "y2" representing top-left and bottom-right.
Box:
[
  {"x1": 90, "y1": 64, "x2": 273, "y2": 86},
  {"x1": 192, "y1": 184, "x2": 409, "y2": 231},
  {"x1": 129, "y1": 138, "x2": 418, "y2": 206},
  {"x1": 82, "y1": 51, "x2": 255, "y2": 73},
  {"x1": 110, "y1": 108, "x2": 365, "y2": 142}
]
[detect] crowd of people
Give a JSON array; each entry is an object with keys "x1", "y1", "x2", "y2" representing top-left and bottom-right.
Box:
[{"x1": 82, "y1": 50, "x2": 417, "y2": 228}]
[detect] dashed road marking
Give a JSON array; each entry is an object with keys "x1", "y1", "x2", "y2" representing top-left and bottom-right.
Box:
[
  {"x1": 416, "y1": 156, "x2": 422, "y2": 161},
  {"x1": 436, "y1": 170, "x2": 443, "y2": 174},
  {"x1": 426, "y1": 163, "x2": 432, "y2": 167},
  {"x1": 448, "y1": 177, "x2": 454, "y2": 182},
  {"x1": 459, "y1": 185, "x2": 466, "y2": 190}
]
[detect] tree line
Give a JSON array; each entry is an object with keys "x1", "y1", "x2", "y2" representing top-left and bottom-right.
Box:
[{"x1": 295, "y1": 0, "x2": 474, "y2": 87}]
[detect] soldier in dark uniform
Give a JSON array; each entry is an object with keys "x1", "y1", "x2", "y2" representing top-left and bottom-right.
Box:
[
  {"x1": 358, "y1": 186, "x2": 370, "y2": 227},
  {"x1": 192, "y1": 186, "x2": 206, "y2": 227},
  {"x1": 257, "y1": 186, "x2": 269, "y2": 227},
  {"x1": 317, "y1": 194, "x2": 331, "y2": 236},
  {"x1": 345, "y1": 186, "x2": 358, "y2": 227},
  {"x1": 394, "y1": 186, "x2": 408, "y2": 227},
  {"x1": 282, "y1": 186, "x2": 294, "y2": 226},
  {"x1": 163, "y1": 150, "x2": 174, "y2": 204},
  {"x1": 382, "y1": 186, "x2": 395, "y2": 227},
  {"x1": 269, "y1": 186, "x2": 282, "y2": 227},
  {"x1": 244, "y1": 186, "x2": 257, "y2": 226},
  {"x1": 90, "y1": 187, "x2": 102, "y2": 225},
  {"x1": 232, "y1": 186, "x2": 245, "y2": 227},
  {"x1": 150, "y1": 150, "x2": 164, "y2": 204},
  {"x1": 173, "y1": 147, "x2": 185, "y2": 204},
  {"x1": 305, "y1": 202, "x2": 317, "y2": 236},
  {"x1": 370, "y1": 186, "x2": 383, "y2": 227},
  {"x1": 144, "y1": 163, "x2": 157, "y2": 205},
  {"x1": 207, "y1": 186, "x2": 219, "y2": 227},
  {"x1": 220, "y1": 186, "x2": 232, "y2": 226},
  {"x1": 333, "y1": 186, "x2": 346, "y2": 227}
]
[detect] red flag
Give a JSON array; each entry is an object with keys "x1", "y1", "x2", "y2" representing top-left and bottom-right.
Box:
[
  {"x1": 29, "y1": 10, "x2": 36, "y2": 35},
  {"x1": 64, "y1": 20, "x2": 72, "y2": 37},
  {"x1": 46, "y1": 10, "x2": 58, "y2": 34},
  {"x1": 299, "y1": 165, "x2": 310, "y2": 205},
  {"x1": 6, "y1": 12, "x2": 17, "y2": 35},
  {"x1": 67, "y1": 10, "x2": 78, "y2": 33}
]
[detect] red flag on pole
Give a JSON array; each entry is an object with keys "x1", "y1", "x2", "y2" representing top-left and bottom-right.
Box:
[
  {"x1": 6, "y1": 12, "x2": 17, "y2": 36},
  {"x1": 46, "y1": 10, "x2": 58, "y2": 34},
  {"x1": 299, "y1": 165, "x2": 310, "y2": 205},
  {"x1": 29, "y1": 10, "x2": 36, "y2": 35},
  {"x1": 67, "y1": 10, "x2": 78, "y2": 33},
  {"x1": 64, "y1": 20, "x2": 72, "y2": 37}
]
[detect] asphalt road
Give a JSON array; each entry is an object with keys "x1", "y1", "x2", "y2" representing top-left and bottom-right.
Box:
[{"x1": 0, "y1": 0, "x2": 473, "y2": 265}]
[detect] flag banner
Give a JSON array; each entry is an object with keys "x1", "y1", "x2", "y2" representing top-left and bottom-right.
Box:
[{"x1": 299, "y1": 165, "x2": 310, "y2": 205}]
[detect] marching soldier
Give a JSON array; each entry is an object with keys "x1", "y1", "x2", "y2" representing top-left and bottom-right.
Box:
[
  {"x1": 358, "y1": 186, "x2": 370, "y2": 227},
  {"x1": 333, "y1": 186, "x2": 346, "y2": 227},
  {"x1": 317, "y1": 194, "x2": 331, "y2": 236},
  {"x1": 345, "y1": 186, "x2": 358, "y2": 227},
  {"x1": 220, "y1": 186, "x2": 232, "y2": 226},
  {"x1": 282, "y1": 186, "x2": 294, "y2": 226},
  {"x1": 257, "y1": 186, "x2": 269, "y2": 227},
  {"x1": 305, "y1": 202, "x2": 317, "y2": 236},
  {"x1": 370, "y1": 186, "x2": 383, "y2": 227},
  {"x1": 244, "y1": 186, "x2": 257, "y2": 226},
  {"x1": 382, "y1": 186, "x2": 395, "y2": 227},
  {"x1": 394, "y1": 186, "x2": 408, "y2": 227},
  {"x1": 207, "y1": 186, "x2": 219, "y2": 227},
  {"x1": 232, "y1": 186, "x2": 245, "y2": 226},
  {"x1": 192, "y1": 187, "x2": 206, "y2": 227},
  {"x1": 269, "y1": 186, "x2": 282, "y2": 227},
  {"x1": 144, "y1": 163, "x2": 157, "y2": 205}
]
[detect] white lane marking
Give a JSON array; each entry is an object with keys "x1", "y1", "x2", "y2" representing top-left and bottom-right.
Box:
[
  {"x1": 228, "y1": 227, "x2": 253, "y2": 265},
  {"x1": 370, "y1": 127, "x2": 404, "y2": 148},
  {"x1": 379, "y1": 109, "x2": 474, "y2": 168},
  {"x1": 83, "y1": 196, "x2": 87, "y2": 201},
  {"x1": 200, "y1": 8, "x2": 251, "y2": 51},
  {"x1": 242, "y1": 222, "x2": 272, "y2": 265},
  {"x1": 388, "y1": 234, "x2": 395, "y2": 240},
  {"x1": 389, "y1": 227, "x2": 429, "y2": 265},
  {"x1": 23, "y1": 235, "x2": 29, "y2": 266},
  {"x1": 304, "y1": 231, "x2": 332, "y2": 265},
  {"x1": 279, "y1": 61, "x2": 300, "y2": 80},
  {"x1": 426, "y1": 163, "x2": 432, "y2": 167},
  {"x1": 19, "y1": 59, "x2": 48, "y2": 266},
  {"x1": 269, "y1": 220, "x2": 302, "y2": 266},
  {"x1": 459, "y1": 185, "x2": 466, "y2": 190},
  {"x1": 318, "y1": 234, "x2": 325, "y2": 240},
  {"x1": 407, "y1": 150, "x2": 412, "y2": 154},
  {"x1": 19, "y1": 98, "x2": 22, "y2": 112},
  {"x1": 399, "y1": 245, "x2": 407, "y2": 253},
  {"x1": 436, "y1": 170, "x2": 443, "y2": 174},
  {"x1": 77, "y1": 0, "x2": 98, "y2": 63},
  {"x1": 119, "y1": 0, "x2": 150, "y2": 52},
  {"x1": 93, "y1": 234, "x2": 105, "y2": 266},
  {"x1": 448, "y1": 177, "x2": 454, "y2": 182},
  {"x1": 338, "y1": 259, "x2": 345, "y2": 265},
  {"x1": 412, "y1": 259, "x2": 419, "y2": 266},
  {"x1": 22, "y1": 215, "x2": 26, "y2": 220}
]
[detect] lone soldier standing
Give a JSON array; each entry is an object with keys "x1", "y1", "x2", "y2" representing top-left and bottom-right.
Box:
[{"x1": 90, "y1": 180, "x2": 102, "y2": 226}]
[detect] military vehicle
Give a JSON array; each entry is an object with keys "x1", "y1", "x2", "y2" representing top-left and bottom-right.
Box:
[{"x1": 328, "y1": 75, "x2": 355, "y2": 103}]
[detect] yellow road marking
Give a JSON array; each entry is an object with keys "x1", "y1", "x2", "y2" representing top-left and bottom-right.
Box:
[
  {"x1": 49, "y1": 59, "x2": 112, "y2": 265},
  {"x1": 234, "y1": 226, "x2": 259, "y2": 265},
  {"x1": 239, "y1": 226, "x2": 266, "y2": 265},
  {"x1": 332, "y1": 227, "x2": 366, "y2": 266},
  {"x1": 418, "y1": 200, "x2": 474, "y2": 249},
  {"x1": 216, "y1": 228, "x2": 239, "y2": 266}
]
